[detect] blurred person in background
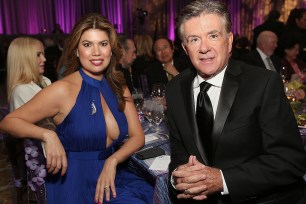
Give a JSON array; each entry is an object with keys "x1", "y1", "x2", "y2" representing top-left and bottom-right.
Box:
[
  {"x1": 117, "y1": 34, "x2": 137, "y2": 93},
  {"x1": 280, "y1": 8, "x2": 306, "y2": 63},
  {"x1": 6, "y1": 37, "x2": 52, "y2": 203},
  {"x1": 146, "y1": 36, "x2": 188, "y2": 92},
  {"x1": 280, "y1": 38, "x2": 306, "y2": 81},
  {"x1": 132, "y1": 34, "x2": 155, "y2": 97},
  {"x1": 240, "y1": 30, "x2": 282, "y2": 72}
]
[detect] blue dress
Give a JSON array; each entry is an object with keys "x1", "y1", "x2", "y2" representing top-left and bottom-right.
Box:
[{"x1": 45, "y1": 69, "x2": 153, "y2": 204}]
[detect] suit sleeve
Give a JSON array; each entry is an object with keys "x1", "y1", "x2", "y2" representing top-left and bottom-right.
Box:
[
  {"x1": 166, "y1": 82, "x2": 191, "y2": 202},
  {"x1": 223, "y1": 72, "x2": 306, "y2": 202}
]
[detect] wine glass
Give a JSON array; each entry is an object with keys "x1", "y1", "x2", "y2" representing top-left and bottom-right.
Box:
[
  {"x1": 151, "y1": 83, "x2": 166, "y2": 109},
  {"x1": 132, "y1": 89, "x2": 144, "y2": 112},
  {"x1": 280, "y1": 66, "x2": 287, "y2": 83},
  {"x1": 285, "y1": 87, "x2": 297, "y2": 102},
  {"x1": 151, "y1": 103, "x2": 164, "y2": 131},
  {"x1": 142, "y1": 99, "x2": 154, "y2": 126}
]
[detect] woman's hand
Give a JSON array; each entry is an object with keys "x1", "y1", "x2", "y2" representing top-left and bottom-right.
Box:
[
  {"x1": 95, "y1": 156, "x2": 118, "y2": 203},
  {"x1": 42, "y1": 130, "x2": 67, "y2": 176}
]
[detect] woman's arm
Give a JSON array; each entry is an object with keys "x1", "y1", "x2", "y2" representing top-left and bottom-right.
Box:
[
  {"x1": 95, "y1": 86, "x2": 145, "y2": 203},
  {"x1": 0, "y1": 81, "x2": 71, "y2": 175},
  {"x1": 109, "y1": 87, "x2": 145, "y2": 164}
]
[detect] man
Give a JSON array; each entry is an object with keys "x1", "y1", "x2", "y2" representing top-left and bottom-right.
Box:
[
  {"x1": 146, "y1": 37, "x2": 189, "y2": 91},
  {"x1": 166, "y1": 1, "x2": 306, "y2": 204},
  {"x1": 251, "y1": 10, "x2": 284, "y2": 50},
  {"x1": 240, "y1": 31, "x2": 282, "y2": 72},
  {"x1": 117, "y1": 35, "x2": 137, "y2": 93}
]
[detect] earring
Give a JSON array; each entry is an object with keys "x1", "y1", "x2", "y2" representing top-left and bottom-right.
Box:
[{"x1": 76, "y1": 50, "x2": 79, "y2": 57}]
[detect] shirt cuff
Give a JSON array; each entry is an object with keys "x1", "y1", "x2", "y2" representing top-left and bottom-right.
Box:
[
  {"x1": 170, "y1": 168, "x2": 177, "y2": 189},
  {"x1": 220, "y1": 170, "x2": 229, "y2": 195}
]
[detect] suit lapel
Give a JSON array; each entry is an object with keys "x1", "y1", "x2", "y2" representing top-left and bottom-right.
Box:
[
  {"x1": 211, "y1": 60, "x2": 241, "y2": 161},
  {"x1": 180, "y1": 69, "x2": 210, "y2": 164}
]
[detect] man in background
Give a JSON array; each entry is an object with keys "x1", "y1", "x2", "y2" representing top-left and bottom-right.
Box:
[
  {"x1": 117, "y1": 35, "x2": 137, "y2": 93},
  {"x1": 240, "y1": 30, "x2": 282, "y2": 72},
  {"x1": 146, "y1": 37, "x2": 189, "y2": 92}
]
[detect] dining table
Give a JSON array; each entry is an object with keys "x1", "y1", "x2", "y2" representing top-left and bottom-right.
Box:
[{"x1": 128, "y1": 120, "x2": 172, "y2": 204}]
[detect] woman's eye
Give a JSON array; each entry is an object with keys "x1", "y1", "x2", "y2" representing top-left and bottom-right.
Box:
[
  {"x1": 83, "y1": 43, "x2": 90, "y2": 47},
  {"x1": 101, "y1": 42, "x2": 108, "y2": 46},
  {"x1": 37, "y1": 52, "x2": 44, "y2": 57}
]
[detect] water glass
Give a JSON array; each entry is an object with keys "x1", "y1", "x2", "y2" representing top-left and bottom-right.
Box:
[
  {"x1": 151, "y1": 83, "x2": 166, "y2": 98},
  {"x1": 152, "y1": 104, "x2": 164, "y2": 130},
  {"x1": 143, "y1": 99, "x2": 154, "y2": 125}
]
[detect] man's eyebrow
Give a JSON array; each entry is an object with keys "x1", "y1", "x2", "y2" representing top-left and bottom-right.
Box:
[
  {"x1": 207, "y1": 30, "x2": 220, "y2": 34},
  {"x1": 186, "y1": 30, "x2": 220, "y2": 38},
  {"x1": 185, "y1": 34, "x2": 199, "y2": 39}
]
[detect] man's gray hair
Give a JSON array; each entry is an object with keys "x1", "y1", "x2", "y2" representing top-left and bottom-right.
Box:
[{"x1": 176, "y1": 0, "x2": 232, "y2": 41}]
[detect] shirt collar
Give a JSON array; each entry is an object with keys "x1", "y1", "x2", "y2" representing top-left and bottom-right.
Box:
[
  {"x1": 256, "y1": 48, "x2": 269, "y2": 59},
  {"x1": 193, "y1": 65, "x2": 227, "y2": 89},
  {"x1": 162, "y1": 60, "x2": 174, "y2": 67}
]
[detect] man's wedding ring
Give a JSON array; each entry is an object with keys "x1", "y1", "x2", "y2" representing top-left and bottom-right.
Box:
[
  {"x1": 104, "y1": 186, "x2": 109, "y2": 190},
  {"x1": 184, "y1": 189, "x2": 191, "y2": 195}
]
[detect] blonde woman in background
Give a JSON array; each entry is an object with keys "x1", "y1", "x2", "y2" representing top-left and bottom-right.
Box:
[
  {"x1": 132, "y1": 34, "x2": 155, "y2": 97},
  {"x1": 6, "y1": 37, "x2": 53, "y2": 203}
]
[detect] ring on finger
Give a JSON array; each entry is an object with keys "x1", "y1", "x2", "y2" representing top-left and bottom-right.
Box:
[
  {"x1": 104, "y1": 186, "x2": 109, "y2": 190},
  {"x1": 184, "y1": 189, "x2": 191, "y2": 195}
]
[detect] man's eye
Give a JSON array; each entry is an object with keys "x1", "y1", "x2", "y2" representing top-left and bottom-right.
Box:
[
  {"x1": 209, "y1": 34, "x2": 218, "y2": 39},
  {"x1": 191, "y1": 38, "x2": 198, "y2": 42},
  {"x1": 189, "y1": 37, "x2": 200, "y2": 44}
]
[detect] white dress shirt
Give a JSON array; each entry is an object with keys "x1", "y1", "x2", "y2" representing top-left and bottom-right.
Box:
[
  {"x1": 256, "y1": 48, "x2": 275, "y2": 71},
  {"x1": 170, "y1": 67, "x2": 229, "y2": 195},
  {"x1": 193, "y1": 67, "x2": 229, "y2": 195}
]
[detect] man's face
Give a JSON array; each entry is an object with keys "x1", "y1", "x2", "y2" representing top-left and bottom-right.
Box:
[
  {"x1": 181, "y1": 14, "x2": 233, "y2": 79},
  {"x1": 154, "y1": 39, "x2": 174, "y2": 64},
  {"x1": 261, "y1": 34, "x2": 278, "y2": 56},
  {"x1": 122, "y1": 39, "x2": 136, "y2": 68}
]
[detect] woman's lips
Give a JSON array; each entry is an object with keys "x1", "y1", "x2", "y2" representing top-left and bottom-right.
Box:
[{"x1": 90, "y1": 59, "x2": 104, "y2": 66}]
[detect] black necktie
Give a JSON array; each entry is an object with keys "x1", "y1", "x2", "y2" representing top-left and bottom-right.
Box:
[{"x1": 196, "y1": 81, "x2": 214, "y2": 162}]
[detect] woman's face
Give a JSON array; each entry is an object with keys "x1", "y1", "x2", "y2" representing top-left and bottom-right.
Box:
[
  {"x1": 35, "y1": 42, "x2": 46, "y2": 75},
  {"x1": 77, "y1": 29, "x2": 112, "y2": 80},
  {"x1": 285, "y1": 43, "x2": 300, "y2": 61}
]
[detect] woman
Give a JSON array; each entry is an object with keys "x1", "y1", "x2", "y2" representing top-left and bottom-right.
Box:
[
  {"x1": 0, "y1": 13, "x2": 153, "y2": 203},
  {"x1": 6, "y1": 37, "x2": 51, "y2": 203},
  {"x1": 280, "y1": 39, "x2": 305, "y2": 81},
  {"x1": 132, "y1": 34, "x2": 154, "y2": 97}
]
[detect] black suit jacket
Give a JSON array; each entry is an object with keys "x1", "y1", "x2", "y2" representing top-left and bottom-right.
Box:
[
  {"x1": 166, "y1": 60, "x2": 306, "y2": 204},
  {"x1": 146, "y1": 58, "x2": 189, "y2": 92},
  {"x1": 240, "y1": 49, "x2": 282, "y2": 72}
]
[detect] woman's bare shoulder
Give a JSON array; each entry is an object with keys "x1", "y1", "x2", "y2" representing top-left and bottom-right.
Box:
[{"x1": 45, "y1": 72, "x2": 81, "y2": 97}]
